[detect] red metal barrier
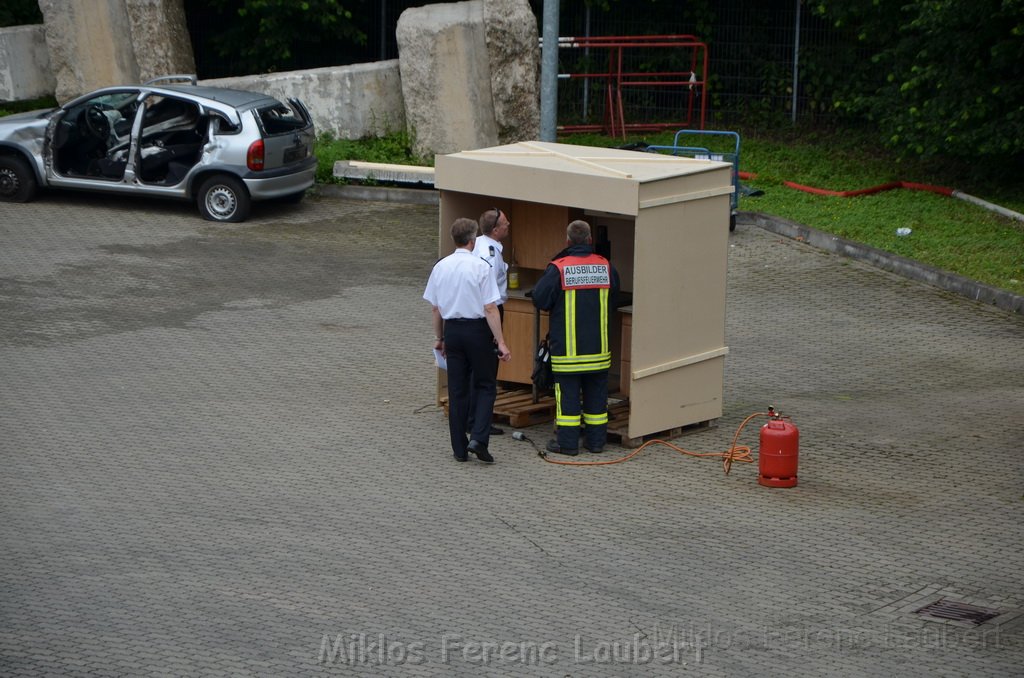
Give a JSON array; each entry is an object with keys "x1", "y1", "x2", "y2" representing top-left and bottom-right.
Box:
[{"x1": 552, "y1": 34, "x2": 709, "y2": 137}]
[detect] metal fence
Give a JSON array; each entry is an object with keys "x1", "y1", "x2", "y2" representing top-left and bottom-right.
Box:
[
  {"x1": 542, "y1": 0, "x2": 853, "y2": 128},
  {"x1": 186, "y1": 0, "x2": 855, "y2": 128}
]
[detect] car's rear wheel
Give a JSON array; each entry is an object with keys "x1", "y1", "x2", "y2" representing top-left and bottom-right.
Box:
[
  {"x1": 0, "y1": 155, "x2": 38, "y2": 203},
  {"x1": 197, "y1": 174, "x2": 251, "y2": 222}
]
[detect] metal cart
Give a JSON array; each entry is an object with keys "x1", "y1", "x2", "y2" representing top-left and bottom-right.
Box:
[{"x1": 646, "y1": 129, "x2": 741, "y2": 231}]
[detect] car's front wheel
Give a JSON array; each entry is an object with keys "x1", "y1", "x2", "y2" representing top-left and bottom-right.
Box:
[
  {"x1": 197, "y1": 174, "x2": 251, "y2": 222},
  {"x1": 0, "y1": 155, "x2": 38, "y2": 203}
]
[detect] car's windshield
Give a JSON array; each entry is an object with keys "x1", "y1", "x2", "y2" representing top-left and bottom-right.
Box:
[{"x1": 73, "y1": 92, "x2": 138, "y2": 111}]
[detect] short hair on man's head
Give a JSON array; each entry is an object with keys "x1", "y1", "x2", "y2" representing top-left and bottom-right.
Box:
[
  {"x1": 478, "y1": 208, "x2": 501, "y2": 235},
  {"x1": 566, "y1": 220, "x2": 592, "y2": 245},
  {"x1": 451, "y1": 217, "x2": 479, "y2": 246}
]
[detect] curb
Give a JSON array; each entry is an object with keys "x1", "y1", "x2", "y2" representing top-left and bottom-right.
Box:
[
  {"x1": 315, "y1": 183, "x2": 438, "y2": 205},
  {"x1": 739, "y1": 211, "x2": 1023, "y2": 315}
]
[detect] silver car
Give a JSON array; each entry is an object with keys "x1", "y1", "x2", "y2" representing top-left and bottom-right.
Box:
[{"x1": 0, "y1": 75, "x2": 316, "y2": 222}]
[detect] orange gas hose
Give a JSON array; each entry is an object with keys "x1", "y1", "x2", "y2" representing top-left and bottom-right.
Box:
[{"x1": 538, "y1": 411, "x2": 769, "y2": 474}]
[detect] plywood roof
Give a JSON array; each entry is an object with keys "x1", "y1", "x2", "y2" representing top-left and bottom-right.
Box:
[
  {"x1": 436, "y1": 141, "x2": 732, "y2": 215},
  {"x1": 448, "y1": 141, "x2": 727, "y2": 180}
]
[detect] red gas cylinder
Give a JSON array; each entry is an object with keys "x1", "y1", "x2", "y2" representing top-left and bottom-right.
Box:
[{"x1": 758, "y1": 412, "x2": 799, "y2": 487}]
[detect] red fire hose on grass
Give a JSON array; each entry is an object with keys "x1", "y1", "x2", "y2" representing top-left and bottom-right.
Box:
[{"x1": 738, "y1": 171, "x2": 1024, "y2": 222}]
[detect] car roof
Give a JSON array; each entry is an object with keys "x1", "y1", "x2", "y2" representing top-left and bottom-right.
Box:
[{"x1": 155, "y1": 85, "x2": 281, "y2": 110}]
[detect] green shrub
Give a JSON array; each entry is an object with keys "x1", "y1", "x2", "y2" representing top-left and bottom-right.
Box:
[
  {"x1": 0, "y1": 96, "x2": 58, "y2": 116},
  {"x1": 313, "y1": 130, "x2": 429, "y2": 184}
]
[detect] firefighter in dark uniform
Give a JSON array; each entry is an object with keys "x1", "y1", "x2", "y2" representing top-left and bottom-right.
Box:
[{"x1": 531, "y1": 220, "x2": 620, "y2": 455}]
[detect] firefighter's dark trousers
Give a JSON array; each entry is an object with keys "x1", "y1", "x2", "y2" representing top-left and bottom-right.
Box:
[{"x1": 553, "y1": 370, "x2": 609, "y2": 451}]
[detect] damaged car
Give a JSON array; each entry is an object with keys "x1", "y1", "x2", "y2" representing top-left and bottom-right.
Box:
[{"x1": 0, "y1": 75, "x2": 316, "y2": 222}]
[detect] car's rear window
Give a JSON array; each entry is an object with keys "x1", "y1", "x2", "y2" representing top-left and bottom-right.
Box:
[{"x1": 256, "y1": 101, "x2": 309, "y2": 136}]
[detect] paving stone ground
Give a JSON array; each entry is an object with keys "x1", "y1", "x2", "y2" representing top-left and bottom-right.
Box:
[{"x1": 1, "y1": 191, "x2": 1022, "y2": 677}]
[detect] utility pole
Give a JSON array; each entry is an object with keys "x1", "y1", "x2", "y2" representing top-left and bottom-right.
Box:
[
  {"x1": 380, "y1": 0, "x2": 387, "y2": 61},
  {"x1": 540, "y1": 0, "x2": 559, "y2": 141},
  {"x1": 791, "y1": 0, "x2": 801, "y2": 123}
]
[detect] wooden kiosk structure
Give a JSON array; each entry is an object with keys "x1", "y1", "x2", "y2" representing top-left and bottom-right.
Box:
[{"x1": 435, "y1": 141, "x2": 733, "y2": 440}]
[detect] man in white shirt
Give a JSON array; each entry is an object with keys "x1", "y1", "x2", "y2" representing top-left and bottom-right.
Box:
[
  {"x1": 473, "y1": 207, "x2": 511, "y2": 313},
  {"x1": 470, "y1": 207, "x2": 512, "y2": 435},
  {"x1": 424, "y1": 218, "x2": 511, "y2": 463}
]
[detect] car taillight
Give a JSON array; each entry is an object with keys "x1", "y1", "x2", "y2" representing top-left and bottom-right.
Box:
[{"x1": 247, "y1": 139, "x2": 265, "y2": 171}]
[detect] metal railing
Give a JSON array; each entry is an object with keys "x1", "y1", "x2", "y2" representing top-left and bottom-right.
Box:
[{"x1": 549, "y1": 34, "x2": 708, "y2": 137}]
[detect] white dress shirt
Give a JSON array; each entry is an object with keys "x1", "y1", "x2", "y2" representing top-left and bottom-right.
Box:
[
  {"x1": 423, "y1": 248, "x2": 501, "y2": 319},
  {"x1": 472, "y1": 233, "x2": 507, "y2": 304}
]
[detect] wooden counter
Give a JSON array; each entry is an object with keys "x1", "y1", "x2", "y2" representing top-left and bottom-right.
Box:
[{"x1": 498, "y1": 295, "x2": 548, "y2": 383}]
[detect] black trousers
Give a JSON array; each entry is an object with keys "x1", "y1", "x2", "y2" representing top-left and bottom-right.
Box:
[
  {"x1": 553, "y1": 370, "x2": 609, "y2": 451},
  {"x1": 444, "y1": 318, "x2": 498, "y2": 457},
  {"x1": 468, "y1": 304, "x2": 502, "y2": 430}
]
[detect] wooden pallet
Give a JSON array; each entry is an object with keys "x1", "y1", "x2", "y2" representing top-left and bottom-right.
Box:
[
  {"x1": 606, "y1": 400, "x2": 718, "y2": 448},
  {"x1": 442, "y1": 389, "x2": 716, "y2": 445},
  {"x1": 492, "y1": 388, "x2": 557, "y2": 427},
  {"x1": 440, "y1": 387, "x2": 556, "y2": 428}
]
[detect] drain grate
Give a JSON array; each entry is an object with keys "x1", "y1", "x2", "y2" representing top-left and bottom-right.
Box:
[{"x1": 914, "y1": 599, "x2": 1001, "y2": 625}]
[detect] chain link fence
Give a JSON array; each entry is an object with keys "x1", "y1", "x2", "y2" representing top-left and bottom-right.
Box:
[
  {"x1": 187, "y1": 1, "x2": 856, "y2": 128},
  {"x1": 542, "y1": 0, "x2": 854, "y2": 128}
]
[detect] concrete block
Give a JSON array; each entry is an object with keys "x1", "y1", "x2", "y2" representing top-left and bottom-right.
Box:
[
  {"x1": 0, "y1": 25, "x2": 55, "y2": 102},
  {"x1": 39, "y1": 0, "x2": 140, "y2": 102},
  {"x1": 124, "y1": 0, "x2": 195, "y2": 83},
  {"x1": 397, "y1": 1, "x2": 499, "y2": 157},
  {"x1": 484, "y1": 0, "x2": 539, "y2": 143},
  {"x1": 201, "y1": 61, "x2": 405, "y2": 141},
  {"x1": 38, "y1": 0, "x2": 194, "y2": 103}
]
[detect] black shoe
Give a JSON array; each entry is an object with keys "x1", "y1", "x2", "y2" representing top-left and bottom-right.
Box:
[
  {"x1": 489, "y1": 425, "x2": 505, "y2": 435},
  {"x1": 453, "y1": 451, "x2": 468, "y2": 462},
  {"x1": 545, "y1": 439, "x2": 579, "y2": 456},
  {"x1": 467, "y1": 440, "x2": 494, "y2": 463},
  {"x1": 586, "y1": 445, "x2": 605, "y2": 454}
]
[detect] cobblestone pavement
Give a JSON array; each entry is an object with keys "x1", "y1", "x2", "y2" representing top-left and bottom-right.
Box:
[{"x1": 1, "y1": 191, "x2": 1022, "y2": 677}]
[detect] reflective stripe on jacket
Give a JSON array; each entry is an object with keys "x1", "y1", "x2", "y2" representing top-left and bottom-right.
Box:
[{"x1": 549, "y1": 252, "x2": 612, "y2": 373}]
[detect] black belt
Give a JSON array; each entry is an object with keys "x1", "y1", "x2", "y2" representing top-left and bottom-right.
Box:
[{"x1": 445, "y1": 317, "x2": 486, "y2": 323}]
